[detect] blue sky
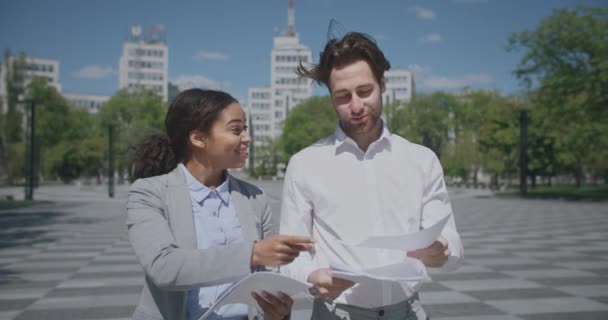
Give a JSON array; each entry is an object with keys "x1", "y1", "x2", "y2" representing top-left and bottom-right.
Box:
[{"x1": 1, "y1": 0, "x2": 604, "y2": 102}]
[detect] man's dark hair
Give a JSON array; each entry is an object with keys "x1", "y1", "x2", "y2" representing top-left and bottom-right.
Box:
[{"x1": 297, "y1": 32, "x2": 391, "y2": 89}]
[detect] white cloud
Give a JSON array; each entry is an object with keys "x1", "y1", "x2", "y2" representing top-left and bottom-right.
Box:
[
  {"x1": 453, "y1": 0, "x2": 488, "y2": 4},
  {"x1": 172, "y1": 75, "x2": 231, "y2": 91},
  {"x1": 374, "y1": 33, "x2": 387, "y2": 41},
  {"x1": 71, "y1": 65, "x2": 116, "y2": 79},
  {"x1": 423, "y1": 74, "x2": 494, "y2": 89},
  {"x1": 407, "y1": 65, "x2": 494, "y2": 90},
  {"x1": 418, "y1": 33, "x2": 442, "y2": 44},
  {"x1": 408, "y1": 64, "x2": 432, "y2": 75},
  {"x1": 193, "y1": 50, "x2": 228, "y2": 61},
  {"x1": 409, "y1": 6, "x2": 436, "y2": 20}
]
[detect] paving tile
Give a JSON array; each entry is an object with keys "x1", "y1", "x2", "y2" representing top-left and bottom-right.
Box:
[
  {"x1": 533, "y1": 276, "x2": 608, "y2": 286},
  {"x1": 45, "y1": 286, "x2": 142, "y2": 298},
  {"x1": 57, "y1": 277, "x2": 143, "y2": 289},
  {"x1": 419, "y1": 291, "x2": 479, "y2": 304},
  {"x1": 555, "y1": 285, "x2": 608, "y2": 297},
  {"x1": 500, "y1": 268, "x2": 598, "y2": 279},
  {"x1": 425, "y1": 302, "x2": 506, "y2": 318},
  {"x1": 439, "y1": 279, "x2": 543, "y2": 291},
  {"x1": 14, "y1": 306, "x2": 134, "y2": 320},
  {"x1": 27, "y1": 294, "x2": 139, "y2": 310},
  {"x1": 486, "y1": 297, "x2": 608, "y2": 315},
  {"x1": 462, "y1": 287, "x2": 573, "y2": 300},
  {"x1": 433, "y1": 316, "x2": 524, "y2": 320},
  {"x1": 519, "y1": 311, "x2": 608, "y2": 320}
]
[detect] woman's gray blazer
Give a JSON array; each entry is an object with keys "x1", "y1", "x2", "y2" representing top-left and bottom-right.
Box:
[{"x1": 126, "y1": 167, "x2": 275, "y2": 319}]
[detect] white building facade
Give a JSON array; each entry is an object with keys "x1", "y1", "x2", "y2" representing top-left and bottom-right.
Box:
[
  {"x1": 118, "y1": 25, "x2": 169, "y2": 102},
  {"x1": 248, "y1": 0, "x2": 312, "y2": 146},
  {"x1": 63, "y1": 92, "x2": 110, "y2": 114},
  {"x1": 0, "y1": 55, "x2": 62, "y2": 113},
  {"x1": 383, "y1": 68, "x2": 414, "y2": 105},
  {"x1": 247, "y1": 87, "x2": 272, "y2": 144}
]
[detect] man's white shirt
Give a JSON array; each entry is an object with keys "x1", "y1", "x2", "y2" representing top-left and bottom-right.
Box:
[{"x1": 279, "y1": 123, "x2": 463, "y2": 308}]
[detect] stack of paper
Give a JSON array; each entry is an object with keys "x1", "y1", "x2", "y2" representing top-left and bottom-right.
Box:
[
  {"x1": 328, "y1": 215, "x2": 450, "y2": 283},
  {"x1": 330, "y1": 259, "x2": 428, "y2": 283},
  {"x1": 341, "y1": 215, "x2": 450, "y2": 251},
  {"x1": 198, "y1": 272, "x2": 311, "y2": 320}
]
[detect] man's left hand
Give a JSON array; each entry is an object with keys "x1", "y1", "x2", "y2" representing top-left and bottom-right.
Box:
[{"x1": 407, "y1": 237, "x2": 449, "y2": 268}]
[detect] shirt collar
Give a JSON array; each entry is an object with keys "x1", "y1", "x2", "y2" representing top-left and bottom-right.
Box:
[
  {"x1": 333, "y1": 120, "x2": 392, "y2": 151},
  {"x1": 178, "y1": 163, "x2": 230, "y2": 205}
]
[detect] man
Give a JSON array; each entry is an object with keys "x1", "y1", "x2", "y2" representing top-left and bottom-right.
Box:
[{"x1": 279, "y1": 32, "x2": 463, "y2": 319}]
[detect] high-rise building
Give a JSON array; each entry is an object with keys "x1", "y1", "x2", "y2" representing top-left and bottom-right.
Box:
[
  {"x1": 63, "y1": 92, "x2": 110, "y2": 114},
  {"x1": 248, "y1": 0, "x2": 313, "y2": 146},
  {"x1": 0, "y1": 55, "x2": 62, "y2": 113},
  {"x1": 248, "y1": 87, "x2": 272, "y2": 144},
  {"x1": 118, "y1": 25, "x2": 169, "y2": 101},
  {"x1": 383, "y1": 68, "x2": 414, "y2": 105}
]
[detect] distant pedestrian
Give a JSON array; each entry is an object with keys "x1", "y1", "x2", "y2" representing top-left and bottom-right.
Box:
[
  {"x1": 280, "y1": 32, "x2": 464, "y2": 319},
  {"x1": 127, "y1": 88, "x2": 314, "y2": 319}
]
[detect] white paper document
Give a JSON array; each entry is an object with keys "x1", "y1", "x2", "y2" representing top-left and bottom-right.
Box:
[
  {"x1": 198, "y1": 272, "x2": 311, "y2": 320},
  {"x1": 330, "y1": 258, "x2": 429, "y2": 283},
  {"x1": 342, "y1": 215, "x2": 450, "y2": 251}
]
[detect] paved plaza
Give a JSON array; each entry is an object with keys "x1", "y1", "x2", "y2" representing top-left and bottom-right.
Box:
[{"x1": 1, "y1": 178, "x2": 608, "y2": 320}]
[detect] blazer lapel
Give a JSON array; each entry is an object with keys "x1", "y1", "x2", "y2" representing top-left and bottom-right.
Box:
[
  {"x1": 166, "y1": 167, "x2": 197, "y2": 249},
  {"x1": 229, "y1": 175, "x2": 259, "y2": 242}
]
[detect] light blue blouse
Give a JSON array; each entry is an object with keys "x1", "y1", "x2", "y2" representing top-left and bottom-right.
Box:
[{"x1": 180, "y1": 164, "x2": 248, "y2": 320}]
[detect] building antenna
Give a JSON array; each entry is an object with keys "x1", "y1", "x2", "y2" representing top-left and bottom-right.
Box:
[{"x1": 286, "y1": 0, "x2": 295, "y2": 36}]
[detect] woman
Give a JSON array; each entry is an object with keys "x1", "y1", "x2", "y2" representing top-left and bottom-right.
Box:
[{"x1": 127, "y1": 89, "x2": 313, "y2": 319}]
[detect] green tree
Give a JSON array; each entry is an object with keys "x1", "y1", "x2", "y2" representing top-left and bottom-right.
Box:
[
  {"x1": 43, "y1": 136, "x2": 106, "y2": 183},
  {"x1": 281, "y1": 96, "x2": 337, "y2": 159},
  {"x1": 449, "y1": 89, "x2": 498, "y2": 185},
  {"x1": 27, "y1": 77, "x2": 73, "y2": 148},
  {"x1": 507, "y1": 6, "x2": 608, "y2": 186},
  {"x1": 391, "y1": 92, "x2": 455, "y2": 160},
  {"x1": 98, "y1": 89, "x2": 166, "y2": 179},
  {"x1": 2, "y1": 50, "x2": 26, "y2": 144},
  {"x1": 1, "y1": 50, "x2": 27, "y2": 183},
  {"x1": 477, "y1": 95, "x2": 520, "y2": 187}
]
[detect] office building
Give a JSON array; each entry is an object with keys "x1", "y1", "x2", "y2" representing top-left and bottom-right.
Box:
[
  {"x1": 248, "y1": 0, "x2": 313, "y2": 146},
  {"x1": 63, "y1": 92, "x2": 110, "y2": 113},
  {"x1": 0, "y1": 55, "x2": 61, "y2": 113},
  {"x1": 118, "y1": 24, "x2": 169, "y2": 101},
  {"x1": 383, "y1": 68, "x2": 414, "y2": 105}
]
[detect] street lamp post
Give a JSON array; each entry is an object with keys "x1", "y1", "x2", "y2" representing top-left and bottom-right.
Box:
[
  {"x1": 519, "y1": 110, "x2": 528, "y2": 196},
  {"x1": 108, "y1": 124, "x2": 115, "y2": 198},
  {"x1": 23, "y1": 99, "x2": 36, "y2": 201}
]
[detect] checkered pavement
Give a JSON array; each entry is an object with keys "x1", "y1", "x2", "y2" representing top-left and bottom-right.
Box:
[{"x1": 1, "y1": 187, "x2": 607, "y2": 320}]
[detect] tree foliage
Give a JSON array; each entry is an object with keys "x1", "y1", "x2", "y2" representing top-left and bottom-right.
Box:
[
  {"x1": 391, "y1": 92, "x2": 456, "y2": 159},
  {"x1": 98, "y1": 89, "x2": 166, "y2": 178},
  {"x1": 508, "y1": 5, "x2": 608, "y2": 186},
  {"x1": 281, "y1": 96, "x2": 337, "y2": 158}
]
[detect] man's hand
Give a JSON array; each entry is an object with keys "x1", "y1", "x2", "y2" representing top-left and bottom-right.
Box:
[
  {"x1": 307, "y1": 268, "x2": 354, "y2": 301},
  {"x1": 251, "y1": 235, "x2": 315, "y2": 267},
  {"x1": 251, "y1": 290, "x2": 293, "y2": 320},
  {"x1": 407, "y1": 237, "x2": 449, "y2": 268}
]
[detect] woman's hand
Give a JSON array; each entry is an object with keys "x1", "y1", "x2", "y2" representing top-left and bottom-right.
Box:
[
  {"x1": 251, "y1": 290, "x2": 293, "y2": 320},
  {"x1": 251, "y1": 235, "x2": 314, "y2": 267}
]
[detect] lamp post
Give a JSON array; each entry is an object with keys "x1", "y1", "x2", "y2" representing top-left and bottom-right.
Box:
[
  {"x1": 519, "y1": 110, "x2": 528, "y2": 196},
  {"x1": 20, "y1": 98, "x2": 36, "y2": 201},
  {"x1": 108, "y1": 124, "x2": 115, "y2": 198}
]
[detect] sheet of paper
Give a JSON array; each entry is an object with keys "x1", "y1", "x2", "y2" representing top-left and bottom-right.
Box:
[
  {"x1": 342, "y1": 215, "x2": 450, "y2": 251},
  {"x1": 330, "y1": 258, "x2": 428, "y2": 283},
  {"x1": 199, "y1": 272, "x2": 311, "y2": 320}
]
